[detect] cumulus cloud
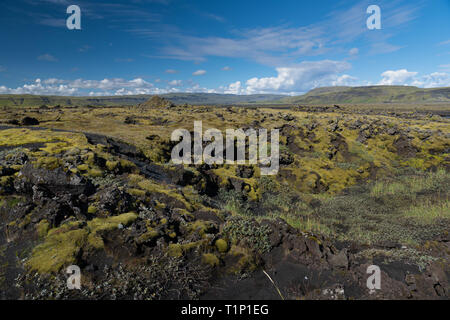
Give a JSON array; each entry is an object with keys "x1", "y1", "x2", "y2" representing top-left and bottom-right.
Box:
[
  {"x1": 243, "y1": 60, "x2": 351, "y2": 94},
  {"x1": 192, "y1": 70, "x2": 206, "y2": 76},
  {"x1": 223, "y1": 81, "x2": 242, "y2": 94},
  {"x1": 379, "y1": 69, "x2": 418, "y2": 85},
  {"x1": 0, "y1": 77, "x2": 219, "y2": 96},
  {"x1": 0, "y1": 79, "x2": 76, "y2": 95},
  {"x1": 0, "y1": 78, "x2": 159, "y2": 96},
  {"x1": 1, "y1": 67, "x2": 449, "y2": 98},
  {"x1": 222, "y1": 66, "x2": 231, "y2": 71},
  {"x1": 165, "y1": 69, "x2": 178, "y2": 74},
  {"x1": 411, "y1": 72, "x2": 450, "y2": 88},
  {"x1": 378, "y1": 69, "x2": 450, "y2": 88}
]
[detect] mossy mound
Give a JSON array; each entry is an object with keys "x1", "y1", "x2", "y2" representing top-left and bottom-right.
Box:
[{"x1": 139, "y1": 96, "x2": 175, "y2": 109}]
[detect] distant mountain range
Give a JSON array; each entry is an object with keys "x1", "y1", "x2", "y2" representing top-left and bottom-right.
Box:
[
  {"x1": 0, "y1": 93, "x2": 285, "y2": 107},
  {"x1": 1, "y1": 86, "x2": 450, "y2": 107},
  {"x1": 277, "y1": 86, "x2": 450, "y2": 104}
]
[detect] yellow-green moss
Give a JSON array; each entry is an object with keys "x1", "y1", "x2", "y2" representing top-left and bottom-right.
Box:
[
  {"x1": 137, "y1": 228, "x2": 159, "y2": 243},
  {"x1": 202, "y1": 253, "x2": 220, "y2": 267},
  {"x1": 88, "y1": 168, "x2": 103, "y2": 178},
  {"x1": 77, "y1": 164, "x2": 89, "y2": 171},
  {"x1": 34, "y1": 157, "x2": 61, "y2": 170},
  {"x1": 168, "y1": 241, "x2": 205, "y2": 258},
  {"x1": 87, "y1": 205, "x2": 98, "y2": 215},
  {"x1": 186, "y1": 220, "x2": 215, "y2": 238},
  {"x1": 128, "y1": 188, "x2": 146, "y2": 197},
  {"x1": 227, "y1": 245, "x2": 258, "y2": 274},
  {"x1": 168, "y1": 243, "x2": 183, "y2": 258},
  {"x1": 215, "y1": 239, "x2": 228, "y2": 253},
  {"x1": 36, "y1": 220, "x2": 50, "y2": 238},
  {"x1": 106, "y1": 160, "x2": 119, "y2": 171},
  {"x1": 26, "y1": 225, "x2": 88, "y2": 273},
  {"x1": 86, "y1": 212, "x2": 138, "y2": 249}
]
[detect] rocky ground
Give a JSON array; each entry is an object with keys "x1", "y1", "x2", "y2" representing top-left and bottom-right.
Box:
[{"x1": 0, "y1": 102, "x2": 449, "y2": 300}]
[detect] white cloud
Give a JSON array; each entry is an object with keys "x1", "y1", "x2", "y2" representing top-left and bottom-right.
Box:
[
  {"x1": 136, "y1": 1, "x2": 420, "y2": 66},
  {"x1": 192, "y1": 70, "x2": 206, "y2": 76},
  {"x1": 168, "y1": 80, "x2": 182, "y2": 86},
  {"x1": 378, "y1": 69, "x2": 450, "y2": 88},
  {"x1": 1, "y1": 67, "x2": 449, "y2": 98},
  {"x1": 243, "y1": 60, "x2": 351, "y2": 94},
  {"x1": 184, "y1": 84, "x2": 217, "y2": 93},
  {"x1": 222, "y1": 66, "x2": 231, "y2": 71},
  {"x1": 331, "y1": 74, "x2": 361, "y2": 86},
  {"x1": 0, "y1": 79, "x2": 76, "y2": 95},
  {"x1": 379, "y1": 69, "x2": 418, "y2": 85},
  {"x1": 0, "y1": 78, "x2": 158, "y2": 96},
  {"x1": 349, "y1": 48, "x2": 359, "y2": 56},
  {"x1": 154, "y1": 26, "x2": 326, "y2": 65},
  {"x1": 223, "y1": 81, "x2": 242, "y2": 94},
  {"x1": 37, "y1": 54, "x2": 58, "y2": 62},
  {"x1": 0, "y1": 77, "x2": 218, "y2": 96},
  {"x1": 165, "y1": 69, "x2": 178, "y2": 74},
  {"x1": 411, "y1": 72, "x2": 450, "y2": 88}
]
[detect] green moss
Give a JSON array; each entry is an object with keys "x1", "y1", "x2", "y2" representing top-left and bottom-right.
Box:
[
  {"x1": 202, "y1": 253, "x2": 220, "y2": 267},
  {"x1": 215, "y1": 239, "x2": 228, "y2": 253},
  {"x1": 26, "y1": 225, "x2": 88, "y2": 273},
  {"x1": 167, "y1": 241, "x2": 204, "y2": 258},
  {"x1": 129, "y1": 175, "x2": 194, "y2": 211},
  {"x1": 186, "y1": 220, "x2": 215, "y2": 238},
  {"x1": 0, "y1": 195, "x2": 23, "y2": 208},
  {"x1": 87, "y1": 205, "x2": 98, "y2": 215},
  {"x1": 119, "y1": 159, "x2": 136, "y2": 171},
  {"x1": 86, "y1": 212, "x2": 138, "y2": 249},
  {"x1": 34, "y1": 157, "x2": 61, "y2": 170},
  {"x1": 77, "y1": 164, "x2": 89, "y2": 171},
  {"x1": 106, "y1": 160, "x2": 119, "y2": 171},
  {"x1": 168, "y1": 231, "x2": 177, "y2": 239},
  {"x1": 19, "y1": 213, "x2": 33, "y2": 228},
  {"x1": 168, "y1": 243, "x2": 183, "y2": 258},
  {"x1": 128, "y1": 188, "x2": 146, "y2": 197},
  {"x1": 36, "y1": 220, "x2": 50, "y2": 238},
  {"x1": 137, "y1": 228, "x2": 160, "y2": 243},
  {"x1": 88, "y1": 168, "x2": 103, "y2": 178},
  {"x1": 227, "y1": 245, "x2": 258, "y2": 274}
]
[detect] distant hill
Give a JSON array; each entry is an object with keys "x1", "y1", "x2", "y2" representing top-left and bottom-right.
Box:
[
  {"x1": 279, "y1": 86, "x2": 450, "y2": 104},
  {"x1": 0, "y1": 93, "x2": 286, "y2": 107},
  {"x1": 139, "y1": 96, "x2": 174, "y2": 108}
]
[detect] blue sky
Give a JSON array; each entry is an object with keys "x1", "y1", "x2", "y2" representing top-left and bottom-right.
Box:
[{"x1": 0, "y1": 0, "x2": 449, "y2": 96}]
